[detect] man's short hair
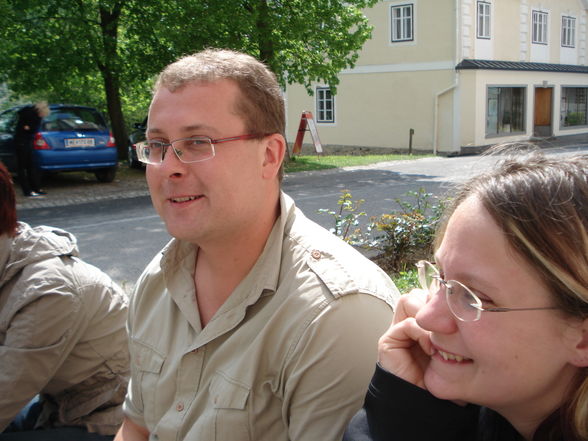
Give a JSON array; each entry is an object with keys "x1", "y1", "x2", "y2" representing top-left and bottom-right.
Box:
[{"x1": 154, "y1": 49, "x2": 285, "y2": 140}]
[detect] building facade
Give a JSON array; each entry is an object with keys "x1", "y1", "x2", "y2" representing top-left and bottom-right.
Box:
[{"x1": 285, "y1": 0, "x2": 588, "y2": 154}]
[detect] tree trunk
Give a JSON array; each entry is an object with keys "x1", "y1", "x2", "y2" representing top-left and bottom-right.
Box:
[
  {"x1": 98, "y1": 3, "x2": 127, "y2": 159},
  {"x1": 256, "y1": 0, "x2": 275, "y2": 71}
]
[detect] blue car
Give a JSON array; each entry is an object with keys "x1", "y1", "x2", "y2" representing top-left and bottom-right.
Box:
[{"x1": 0, "y1": 104, "x2": 118, "y2": 182}]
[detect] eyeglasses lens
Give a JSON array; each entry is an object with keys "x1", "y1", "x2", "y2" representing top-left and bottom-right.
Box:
[
  {"x1": 139, "y1": 138, "x2": 214, "y2": 164},
  {"x1": 143, "y1": 142, "x2": 161, "y2": 163},
  {"x1": 446, "y1": 280, "x2": 481, "y2": 321},
  {"x1": 174, "y1": 138, "x2": 213, "y2": 162}
]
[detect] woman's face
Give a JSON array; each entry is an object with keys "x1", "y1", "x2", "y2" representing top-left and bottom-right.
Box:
[{"x1": 417, "y1": 196, "x2": 582, "y2": 422}]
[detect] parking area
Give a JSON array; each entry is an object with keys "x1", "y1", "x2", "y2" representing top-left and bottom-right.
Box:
[{"x1": 14, "y1": 165, "x2": 149, "y2": 210}]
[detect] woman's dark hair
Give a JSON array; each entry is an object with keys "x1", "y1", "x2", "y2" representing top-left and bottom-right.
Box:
[{"x1": 0, "y1": 162, "x2": 17, "y2": 237}]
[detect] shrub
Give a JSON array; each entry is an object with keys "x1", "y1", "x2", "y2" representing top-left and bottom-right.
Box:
[
  {"x1": 565, "y1": 112, "x2": 587, "y2": 127},
  {"x1": 317, "y1": 190, "x2": 369, "y2": 245},
  {"x1": 369, "y1": 188, "x2": 446, "y2": 273},
  {"x1": 320, "y1": 188, "x2": 448, "y2": 275}
]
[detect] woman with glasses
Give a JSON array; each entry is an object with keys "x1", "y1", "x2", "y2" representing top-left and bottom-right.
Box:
[{"x1": 343, "y1": 151, "x2": 588, "y2": 441}]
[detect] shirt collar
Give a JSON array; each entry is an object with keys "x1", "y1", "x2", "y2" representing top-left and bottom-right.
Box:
[{"x1": 159, "y1": 192, "x2": 296, "y2": 344}]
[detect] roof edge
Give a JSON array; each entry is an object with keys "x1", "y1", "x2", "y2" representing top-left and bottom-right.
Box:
[{"x1": 456, "y1": 58, "x2": 588, "y2": 73}]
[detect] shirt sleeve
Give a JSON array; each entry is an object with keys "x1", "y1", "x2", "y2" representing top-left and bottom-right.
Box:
[
  {"x1": 282, "y1": 293, "x2": 393, "y2": 441},
  {"x1": 343, "y1": 364, "x2": 480, "y2": 441},
  {"x1": 121, "y1": 278, "x2": 147, "y2": 430},
  {"x1": 0, "y1": 289, "x2": 83, "y2": 431}
]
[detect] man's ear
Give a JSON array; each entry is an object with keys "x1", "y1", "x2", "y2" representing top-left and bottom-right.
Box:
[
  {"x1": 570, "y1": 319, "x2": 588, "y2": 367},
  {"x1": 261, "y1": 133, "x2": 286, "y2": 180}
]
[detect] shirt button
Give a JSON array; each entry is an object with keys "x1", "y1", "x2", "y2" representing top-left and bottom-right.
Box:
[
  {"x1": 176, "y1": 402, "x2": 184, "y2": 412},
  {"x1": 311, "y1": 249, "x2": 322, "y2": 260}
]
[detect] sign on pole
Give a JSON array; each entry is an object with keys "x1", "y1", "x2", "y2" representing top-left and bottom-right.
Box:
[{"x1": 292, "y1": 111, "x2": 323, "y2": 155}]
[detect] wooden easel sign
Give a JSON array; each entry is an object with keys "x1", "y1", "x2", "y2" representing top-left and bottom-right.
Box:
[{"x1": 292, "y1": 111, "x2": 323, "y2": 155}]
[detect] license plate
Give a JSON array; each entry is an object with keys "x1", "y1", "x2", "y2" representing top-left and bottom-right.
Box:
[{"x1": 65, "y1": 138, "x2": 95, "y2": 147}]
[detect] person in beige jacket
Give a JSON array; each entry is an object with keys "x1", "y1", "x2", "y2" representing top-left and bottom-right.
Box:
[{"x1": 0, "y1": 162, "x2": 129, "y2": 440}]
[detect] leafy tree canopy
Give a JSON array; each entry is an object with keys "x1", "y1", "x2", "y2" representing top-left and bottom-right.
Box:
[{"x1": 0, "y1": 0, "x2": 377, "y2": 150}]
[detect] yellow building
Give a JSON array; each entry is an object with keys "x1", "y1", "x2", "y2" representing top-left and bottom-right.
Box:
[{"x1": 285, "y1": 0, "x2": 588, "y2": 154}]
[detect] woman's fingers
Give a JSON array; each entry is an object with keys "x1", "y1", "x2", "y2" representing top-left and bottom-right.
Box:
[
  {"x1": 378, "y1": 317, "x2": 432, "y2": 388},
  {"x1": 393, "y1": 289, "x2": 428, "y2": 324}
]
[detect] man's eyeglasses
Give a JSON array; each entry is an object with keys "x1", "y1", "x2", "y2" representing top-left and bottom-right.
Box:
[
  {"x1": 136, "y1": 134, "x2": 264, "y2": 165},
  {"x1": 416, "y1": 260, "x2": 557, "y2": 322}
]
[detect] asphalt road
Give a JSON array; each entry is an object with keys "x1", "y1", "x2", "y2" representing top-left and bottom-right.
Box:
[{"x1": 17, "y1": 145, "x2": 588, "y2": 289}]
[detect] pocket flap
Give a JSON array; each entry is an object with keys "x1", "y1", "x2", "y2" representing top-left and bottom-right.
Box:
[
  {"x1": 131, "y1": 339, "x2": 165, "y2": 374},
  {"x1": 209, "y1": 372, "x2": 250, "y2": 410}
]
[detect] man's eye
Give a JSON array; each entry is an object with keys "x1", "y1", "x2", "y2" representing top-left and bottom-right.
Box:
[{"x1": 187, "y1": 139, "x2": 208, "y2": 146}]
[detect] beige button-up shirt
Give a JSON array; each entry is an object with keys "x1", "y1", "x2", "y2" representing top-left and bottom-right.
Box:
[{"x1": 124, "y1": 193, "x2": 399, "y2": 441}]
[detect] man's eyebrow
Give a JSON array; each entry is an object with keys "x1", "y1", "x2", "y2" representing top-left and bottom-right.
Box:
[{"x1": 147, "y1": 124, "x2": 213, "y2": 136}]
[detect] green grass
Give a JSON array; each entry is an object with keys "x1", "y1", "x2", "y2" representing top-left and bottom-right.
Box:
[
  {"x1": 392, "y1": 268, "x2": 420, "y2": 293},
  {"x1": 284, "y1": 153, "x2": 431, "y2": 173}
]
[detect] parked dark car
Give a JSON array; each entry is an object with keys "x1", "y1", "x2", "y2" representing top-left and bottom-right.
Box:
[
  {"x1": 0, "y1": 104, "x2": 119, "y2": 182},
  {"x1": 127, "y1": 117, "x2": 147, "y2": 169}
]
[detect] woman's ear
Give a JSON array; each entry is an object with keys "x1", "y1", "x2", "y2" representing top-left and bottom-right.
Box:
[
  {"x1": 261, "y1": 133, "x2": 286, "y2": 180},
  {"x1": 570, "y1": 319, "x2": 588, "y2": 367}
]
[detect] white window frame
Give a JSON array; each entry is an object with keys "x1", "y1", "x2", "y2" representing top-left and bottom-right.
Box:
[
  {"x1": 486, "y1": 86, "x2": 527, "y2": 136},
  {"x1": 560, "y1": 86, "x2": 587, "y2": 128},
  {"x1": 532, "y1": 10, "x2": 548, "y2": 45},
  {"x1": 390, "y1": 4, "x2": 414, "y2": 42},
  {"x1": 316, "y1": 87, "x2": 335, "y2": 123},
  {"x1": 477, "y1": 1, "x2": 491, "y2": 39},
  {"x1": 561, "y1": 16, "x2": 576, "y2": 48}
]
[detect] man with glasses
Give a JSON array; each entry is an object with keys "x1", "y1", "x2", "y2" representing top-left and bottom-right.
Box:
[{"x1": 115, "y1": 49, "x2": 398, "y2": 441}]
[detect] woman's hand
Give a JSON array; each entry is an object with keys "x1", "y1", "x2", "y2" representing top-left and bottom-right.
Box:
[{"x1": 378, "y1": 289, "x2": 432, "y2": 389}]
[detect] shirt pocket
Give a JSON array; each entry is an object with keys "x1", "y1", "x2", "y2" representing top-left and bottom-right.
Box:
[
  {"x1": 130, "y1": 339, "x2": 165, "y2": 422},
  {"x1": 209, "y1": 371, "x2": 251, "y2": 441}
]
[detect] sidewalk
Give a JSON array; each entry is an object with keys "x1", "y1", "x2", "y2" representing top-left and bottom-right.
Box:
[{"x1": 15, "y1": 168, "x2": 150, "y2": 211}]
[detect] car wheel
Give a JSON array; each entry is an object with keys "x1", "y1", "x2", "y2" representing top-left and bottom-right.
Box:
[{"x1": 95, "y1": 167, "x2": 117, "y2": 183}]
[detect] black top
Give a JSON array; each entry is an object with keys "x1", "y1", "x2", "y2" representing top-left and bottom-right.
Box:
[
  {"x1": 15, "y1": 105, "x2": 42, "y2": 139},
  {"x1": 343, "y1": 364, "x2": 525, "y2": 441}
]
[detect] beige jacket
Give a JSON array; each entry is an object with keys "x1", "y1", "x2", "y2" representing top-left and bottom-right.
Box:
[{"x1": 0, "y1": 222, "x2": 129, "y2": 435}]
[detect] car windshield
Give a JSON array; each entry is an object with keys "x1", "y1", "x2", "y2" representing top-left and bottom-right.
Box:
[{"x1": 42, "y1": 107, "x2": 107, "y2": 132}]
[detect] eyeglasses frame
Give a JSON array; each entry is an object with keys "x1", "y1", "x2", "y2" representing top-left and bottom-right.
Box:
[
  {"x1": 136, "y1": 134, "x2": 266, "y2": 165},
  {"x1": 415, "y1": 260, "x2": 557, "y2": 322}
]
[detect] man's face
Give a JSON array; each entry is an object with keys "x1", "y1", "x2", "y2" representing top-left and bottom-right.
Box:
[{"x1": 146, "y1": 80, "x2": 273, "y2": 246}]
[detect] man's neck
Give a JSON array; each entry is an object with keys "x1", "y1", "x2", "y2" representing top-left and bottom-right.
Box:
[{"x1": 193, "y1": 196, "x2": 281, "y2": 327}]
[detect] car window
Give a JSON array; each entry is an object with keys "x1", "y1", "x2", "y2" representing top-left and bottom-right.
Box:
[
  {"x1": 42, "y1": 107, "x2": 108, "y2": 132},
  {"x1": 0, "y1": 109, "x2": 18, "y2": 133}
]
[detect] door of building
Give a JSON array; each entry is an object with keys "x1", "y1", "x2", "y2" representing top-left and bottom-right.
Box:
[{"x1": 534, "y1": 87, "x2": 553, "y2": 137}]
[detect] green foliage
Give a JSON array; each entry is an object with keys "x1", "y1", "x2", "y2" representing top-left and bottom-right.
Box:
[
  {"x1": 564, "y1": 112, "x2": 586, "y2": 126},
  {"x1": 370, "y1": 188, "x2": 446, "y2": 273},
  {"x1": 320, "y1": 188, "x2": 448, "y2": 275},
  {"x1": 318, "y1": 190, "x2": 368, "y2": 245},
  {"x1": 392, "y1": 268, "x2": 420, "y2": 293},
  {"x1": 0, "y1": 0, "x2": 379, "y2": 138}
]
